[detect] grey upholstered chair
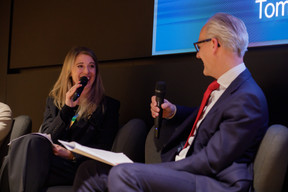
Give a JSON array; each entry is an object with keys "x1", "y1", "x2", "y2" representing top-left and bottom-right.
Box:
[
  {"x1": 0, "y1": 115, "x2": 32, "y2": 164},
  {"x1": 253, "y1": 124, "x2": 288, "y2": 192},
  {"x1": 145, "y1": 119, "x2": 176, "y2": 164},
  {"x1": 0, "y1": 115, "x2": 32, "y2": 191}
]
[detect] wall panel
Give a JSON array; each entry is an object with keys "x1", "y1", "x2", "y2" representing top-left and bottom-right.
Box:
[{"x1": 10, "y1": 0, "x2": 153, "y2": 69}]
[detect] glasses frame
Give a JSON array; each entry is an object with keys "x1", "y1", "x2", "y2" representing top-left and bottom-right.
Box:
[
  {"x1": 193, "y1": 38, "x2": 212, "y2": 52},
  {"x1": 193, "y1": 38, "x2": 220, "y2": 52}
]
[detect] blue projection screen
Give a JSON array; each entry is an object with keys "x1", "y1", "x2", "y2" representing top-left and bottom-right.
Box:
[{"x1": 152, "y1": 0, "x2": 288, "y2": 55}]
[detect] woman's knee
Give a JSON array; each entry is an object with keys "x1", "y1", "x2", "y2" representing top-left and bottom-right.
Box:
[
  {"x1": 9, "y1": 134, "x2": 53, "y2": 159},
  {"x1": 13, "y1": 134, "x2": 51, "y2": 147}
]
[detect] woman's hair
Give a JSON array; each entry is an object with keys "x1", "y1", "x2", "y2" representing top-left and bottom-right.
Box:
[
  {"x1": 49, "y1": 46, "x2": 105, "y2": 119},
  {"x1": 205, "y1": 13, "x2": 249, "y2": 57}
]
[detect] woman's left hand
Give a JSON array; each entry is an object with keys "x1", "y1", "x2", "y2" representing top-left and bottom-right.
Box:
[{"x1": 52, "y1": 144, "x2": 74, "y2": 160}]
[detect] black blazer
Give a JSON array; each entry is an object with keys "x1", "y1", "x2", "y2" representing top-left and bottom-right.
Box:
[{"x1": 40, "y1": 96, "x2": 120, "y2": 153}]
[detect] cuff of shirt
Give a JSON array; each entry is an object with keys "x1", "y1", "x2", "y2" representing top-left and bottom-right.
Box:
[{"x1": 167, "y1": 104, "x2": 177, "y2": 119}]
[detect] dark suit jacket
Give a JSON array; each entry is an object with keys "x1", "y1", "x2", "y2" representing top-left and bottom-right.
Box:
[{"x1": 160, "y1": 69, "x2": 269, "y2": 191}]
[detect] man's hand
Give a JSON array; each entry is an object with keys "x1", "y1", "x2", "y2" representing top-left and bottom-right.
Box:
[{"x1": 150, "y1": 96, "x2": 176, "y2": 119}]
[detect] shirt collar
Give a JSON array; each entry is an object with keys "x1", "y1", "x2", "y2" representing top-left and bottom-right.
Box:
[{"x1": 217, "y1": 63, "x2": 246, "y2": 89}]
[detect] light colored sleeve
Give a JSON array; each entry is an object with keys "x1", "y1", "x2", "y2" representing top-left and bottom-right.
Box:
[{"x1": 0, "y1": 102, "x2": 13, "y2": 144}]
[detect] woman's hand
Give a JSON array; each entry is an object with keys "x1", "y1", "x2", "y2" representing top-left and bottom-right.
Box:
[
  {"x1": 150, "y1": 96, "x2": 176, "y2": 119},
  {"x1": 52, "y1": 144, "x2": 74, "y2": 160},
  {"x1": 65, "y1": 82, "x2": 82, "y2": 107}
]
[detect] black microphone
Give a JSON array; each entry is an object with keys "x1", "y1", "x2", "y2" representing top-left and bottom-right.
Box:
[
  {"x1": 72, "y1": 76, "x2": 88, "y2": 101},
  {"x1": 154, "y1": 81, "x2": 166, "y2": 138}
]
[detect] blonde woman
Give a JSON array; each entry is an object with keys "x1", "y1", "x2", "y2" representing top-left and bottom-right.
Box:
[{"x1": 4, "y1": 46, "x2": 120, "y2": 191}]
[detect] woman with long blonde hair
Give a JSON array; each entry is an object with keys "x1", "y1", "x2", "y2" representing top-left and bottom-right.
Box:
[{"x1": 2, "y1": 46, "x2": 120, "y2": 191}]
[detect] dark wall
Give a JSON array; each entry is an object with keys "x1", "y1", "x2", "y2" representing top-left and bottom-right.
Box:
[
  {"x1": 244, "y1": 45, "x2": 288, "y2": 126},
  {"x1": 0, "y1": 0, "x2": 287, "y2": 132},
  {"x1": 9, "y1": 0, "x2": 153, "y2": 69}
]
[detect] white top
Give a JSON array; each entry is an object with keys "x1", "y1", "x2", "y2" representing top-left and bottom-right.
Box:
[
  {"x1": 175, "y1": 63, "x2": 246, "y2": 161},
  {"x1": 0, "y1": 102, "x2": 12, "y2": 147}
]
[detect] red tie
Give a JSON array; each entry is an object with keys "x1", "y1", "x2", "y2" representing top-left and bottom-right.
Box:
[{"x1": 183, "y1": 80, "x2": 220, "y2": 148}]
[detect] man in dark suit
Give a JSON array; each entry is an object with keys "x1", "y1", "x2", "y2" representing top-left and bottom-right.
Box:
[{"x1": 106, "y1": 13, "x2": 269, "y2": 192}]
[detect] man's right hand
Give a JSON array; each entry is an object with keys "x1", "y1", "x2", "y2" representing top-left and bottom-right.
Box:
[{"x1": 150, "y1": 96, "x2": 176, "y2": 119}]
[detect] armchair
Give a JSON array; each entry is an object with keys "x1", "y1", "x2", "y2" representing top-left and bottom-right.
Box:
[
  {"x1": 0, "y1": 115, "x2": 32, "y2": 164},
  {"x1": 253, "y1": 124, "x2": 288, "y2": 192},
  {"x1": 0, "y1": 115, "x2": 32, "y2": 192}
]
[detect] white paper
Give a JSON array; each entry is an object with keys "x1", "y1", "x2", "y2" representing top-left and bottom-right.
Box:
[{"x1": 58, "y1": 140, "x2": 133, "y2": 166}]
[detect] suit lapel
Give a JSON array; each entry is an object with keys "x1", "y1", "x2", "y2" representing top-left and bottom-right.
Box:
[
  {"x1": 162, "y1": 69, "x2": 252, "y2": 158},
  {"x1": 205, "y1": 69, "x2": 252, "y2": 117},
  {"x1": 185, "y1": 69, "x2": 253, "y2": 155}
]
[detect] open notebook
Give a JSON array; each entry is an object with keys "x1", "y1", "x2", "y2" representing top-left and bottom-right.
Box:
[{"x1": 58, "y1": 140, "x2": 133, "y2": 166}]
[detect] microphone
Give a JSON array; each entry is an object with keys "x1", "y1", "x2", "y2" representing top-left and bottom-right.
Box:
[
  {"x1": 154, "y1": 81, "x2": 166, "y2": 138},
  {"x1": 72, "y1": 76, "x2": 88, "y2": 101}
]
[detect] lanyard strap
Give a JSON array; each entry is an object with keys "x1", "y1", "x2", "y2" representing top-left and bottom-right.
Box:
[{"x1": 70, "y1": 114, "x2": 79, "y2": 127}]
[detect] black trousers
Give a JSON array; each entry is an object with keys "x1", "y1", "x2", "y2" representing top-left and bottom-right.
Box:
[{"x1": 1, "y1": 134, "x2": 78, "y2": 192}]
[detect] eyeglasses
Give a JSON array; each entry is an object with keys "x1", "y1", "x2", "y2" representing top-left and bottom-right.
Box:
[{"x1": 193, "y1": 38, "x2": 220, "y2": 52}]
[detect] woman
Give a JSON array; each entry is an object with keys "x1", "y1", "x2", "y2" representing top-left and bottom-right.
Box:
[{"x1": 4, "y1": 46, "x2": 120, "y2": 191}]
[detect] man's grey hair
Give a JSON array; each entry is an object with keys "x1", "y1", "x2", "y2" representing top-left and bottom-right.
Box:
[{"x1": 205, "y1": 13, "x2": 249, "y2": 57}]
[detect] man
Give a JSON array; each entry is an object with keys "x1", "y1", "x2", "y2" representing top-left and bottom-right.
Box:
[
  {"x1": 74, "y1": 13, "x2": 269, "y2": 192},
  {"x1": 107, "y1": 12, "x2": 268, "y2": 192}
]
